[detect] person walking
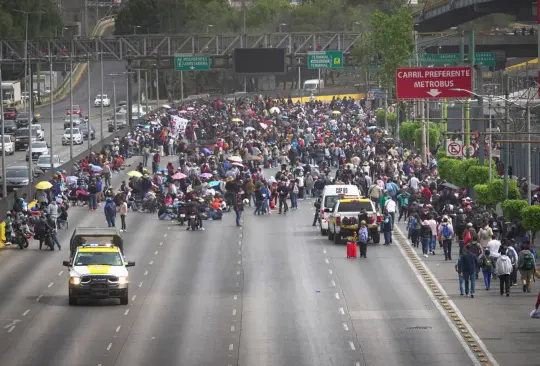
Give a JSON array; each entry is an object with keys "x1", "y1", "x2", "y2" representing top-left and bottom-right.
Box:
[
  {"x1": 480, "y1": 249, "x2": 493, "y2": 290},
  {"x1": 358, "y1": 221, "x2": 369, "y2": 258},
  {"x1": 459, "y1": 245, "x2": 478, "y2": 298},
  {"x1": 438, "y1": 217, "x2": 454, "y2": 261},
  {"x1": 119, "y1": 197, "x2": 128, "y2": 232},
  {"x1": 496, "y1": 247, "x2": 513, "y2": 296},
  {"x1": 455, "y1": 257, "x2": 465, "y2": 296},
  {"x1": 233, "y1": 190, "x2": 244, "y2": 227},
  {"x1": 278, "y1": 181, "x2": 289, "y2": 214},
  {"x1": 382, "y1": 211, "x2": 392, "y2": 245},
  {"x1": 518, "y1": 243, "x2": 536, "y2": 293},
  {"x1": 384, "y1": 196, "x2": 396, "y2": 229},
  {"x1": 104, "y1": 197, "x2": 117, "y2": 228}
]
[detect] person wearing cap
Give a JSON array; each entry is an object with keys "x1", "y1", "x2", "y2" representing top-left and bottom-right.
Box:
[
  {"x1": 104, "y1": 197, "x2": 117, "y2": 228},
  {"x1": 358, "y1": 220, "x2": 369, "y2": 258}
]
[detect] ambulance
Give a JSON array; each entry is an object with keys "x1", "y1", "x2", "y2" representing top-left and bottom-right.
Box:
[{"x1": 316, "y1": 183, "x2": 360, "y2": 235}]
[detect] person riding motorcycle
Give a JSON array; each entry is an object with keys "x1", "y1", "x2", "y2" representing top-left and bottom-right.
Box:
[
  {"x1": 33, "y1": 213, "x2": 54, "y2": 250},
  {"x1": 184, "y1": 198, "x2": 204, "y2": 231}
]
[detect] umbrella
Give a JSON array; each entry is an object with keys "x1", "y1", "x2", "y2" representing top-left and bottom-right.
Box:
[
  {"x1": 203, "y1": 147, "x2": 212, "y2": 154},
  {"x1": 269, "y1": 107, "x2": 280, "y2": 114},
  {"x1": 227, "y1": 155, "x2": 243, "y2": 163},
  {"x1": 187, "y1": 107, "x2": 194, "y2": 111},
  {"x1": 127, "y1": 170, "x2": 143, "y2": 178},
  {"x1": 35, "y1": 181, "x2": 53, "y2": 190},
  {"x1": 172, "y1": 172, "x2": 186, "y2": 179},
  {"x1": 231, "y1": 118, "x2": 242, "y2": 123},
  {"x1": 232, "y1": 162, "x2": 244, "y2": 168},
  {"x1": 162, "y1": 104, "x2": 172, "y2": 109},
  {"x1": 200, "y1": 173, "x2": 212, "y2": 178},
  {"x1": 91, "y1": 165, "x2": 103, "y2": 173},
  {"x1": 208, "y1": 180, "x2": 220, "y2": 187},
  {"x1": 157, "y1": 167, "x2": 167, "y2": 172},
  {"x1": 332, "y1": 111, "x2": 342, "y2": 115},
  {"x1": 245, "y1": 127, "x2": 255, "y2": 131},
  {"x1": 442, "y1": 182, "x2": 459, "y2": 190},
  {"x1": 259, "y1": 123, "x2": 268, "y2": 130},
  {"x1": 66, "y1": 176, "x2": 77, "y2": 185}
]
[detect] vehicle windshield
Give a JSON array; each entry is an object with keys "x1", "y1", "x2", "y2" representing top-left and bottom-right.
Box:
[
  {"x1": 324, "y1": 195, "x2": 351, "y2": 208},
  {"x1": 6, "y1": 168, "x2": 28, "y2": 178},
  {"x1": 31, "y1": 125, "x2": 41, "y2": 131},
  {"x1": 72, "y1": 105, "x2": 80, "y2": 110},
  {"x1": 65, "y1": 129, "x2": 80, "y2": 134},
  {"x1": 15, "y1": 129, "x2": 37, "y2": 137},
  {"x1": 337, "y1": 201, "x2": 373, "y2": 212},
  {"x1": 32, "y1": 142, "x2": 47, "y2": 149},
  {"x1": 65, "y1": 116, "x2": 81, "y2": 121},
  {"x1": 37, "y1": 156, "x2": 54, "y2": 164},
  {"x1": 4, "y1": 121, "x2": 16, "y2": 126},
  {"x1": 74, "y1": 251, "x2": 123, "y2": 266},
  {"x1": 17, "y1": 113, "x2": 29, "y2": 118}
]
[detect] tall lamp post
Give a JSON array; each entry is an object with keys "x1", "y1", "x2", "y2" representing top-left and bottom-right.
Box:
[
  {"x1": 0, "y1": 61, "x2": 6, "y2": 197},
  {"x1": 107, "y1": 73, "x2": 120, "y2": 133}
]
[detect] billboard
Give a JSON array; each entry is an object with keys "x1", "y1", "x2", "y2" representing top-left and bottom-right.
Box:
[{"x1": 233, "y1": 48, "x2": 286, "y2": 74}]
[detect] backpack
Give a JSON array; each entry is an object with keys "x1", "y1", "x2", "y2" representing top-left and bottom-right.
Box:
[
  {"x1": 105, "y1": 203, "x2": 115, "y2": 216},
  {"x1": 482, "y1": 256, "x2": 492, "y2": 269},
  {"x1": 442, "y1": 225, "x2": 451, "y2": 239},
  {"x1": 523, "y1": 252, "x2": 535, "y2": 270}
]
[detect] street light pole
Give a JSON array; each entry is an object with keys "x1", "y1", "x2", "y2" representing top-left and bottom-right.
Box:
[
  {"x1": 155, "y1": 68, "x2": 160, "y2": 110},
  {"x1": 87, "y1": 53, "x2": 92, "y2": 153},
  {"x1": 145, "y1": 70, "x2": 149, "y2": 113},
  {"x1": 112, "y1": 77, "x2": 117, "y2": 132},
  {"x1": 527, "y1": 104, "x2": 532, "y2": 205},
  {"x1": 100, "y1": 51, "x2": 104, "y2": 147},
  {"x1": 49, "y1": 50, "x2": 54, "y2": 172},
  {"x1": 69, "y1": 55, "x2": 74, "y2": 161},
  {"x1": 0, "y1": 61, "x2": 6, "y2": 197}
]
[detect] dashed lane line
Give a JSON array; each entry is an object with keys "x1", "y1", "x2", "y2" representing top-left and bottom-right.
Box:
[
  {"x1": 124, "y1": 309, "x2": 130, "y2": 316},
  {"x1": 230, "y1": 325, "x2": 235, "y2": 332},
  {"x1": 106, "y1": 343, "x2": 112, "y2": 351},
  {"x1": 232, "y1": 309, "x2": 236, "y2": 316},
  {"x1": 115, "y1": 325, "x2": 121, "y2": 333},
  {"x1": 393, "y1": 226, "x2": 493, "y2": 366},
  {"x1": 339, "y1": 307, "x2": 345, "y2": 315},
  {"x1": 58, "y1": 271, "x2": 63, "y2": 276},
  {"x1": 22, "y1": 310, "x2": 30, "y2": 317},
  {"x1": 47, "y1": 282, "x2": 54, "y2": 288},
  {"x1": 144, "y1": 270, "x2": 148, "y2": 276},
  {"x1": 36, "y1": 295, "x2": 43, "y2": 302},
  {"x1": 342, "y1": 323, "x2": 349, "y2": 331},
  {"x1": 335, "y1": 293, "x2": 340, "y2": 300},
  {"x1": 349, "y1": 341, "x2": 356, "y2": 351}
]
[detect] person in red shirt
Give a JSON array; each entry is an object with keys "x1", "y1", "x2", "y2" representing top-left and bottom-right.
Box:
[{"x1": 421, "y1": 185, "x2": 432, "y2": 203}]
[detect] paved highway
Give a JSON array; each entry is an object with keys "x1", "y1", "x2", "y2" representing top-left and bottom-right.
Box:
[{"x1": 0, "y1": 159, "x2": 482, "y2": 365}]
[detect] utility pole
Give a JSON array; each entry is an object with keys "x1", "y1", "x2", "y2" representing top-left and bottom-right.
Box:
[
  {"x1": 49, "y1": 50, "x2": 54, "y2": 172},
  {"x1": 108, "y1": 74, "x2": 118, "y2": 132},
  {"x1": 503, "y1": 73, "x2": 510, "y2": 198},
  {"x1": 384, "y1": 88, "x2": 388, "y2": 131},
  {"x1": 28, "y1": 63, "x2": 34, "y2": 185},
  {"x1": 69, "y1": 56, "x2": 74, "y2": 161},
  {"x1": 127, "y1": 59, "x2": 133, "y2": 127},
  {"x1": 464, "y1": 98, "x2": 471, "y2": 158},
  {"x1": 100, "y1": 51, "x2": 104, "y2": 146},
  {"x1": 0, "y1": 61, "x2": 6, "y2": 198},
  {"x1": 145, "y1": 70, "x2": 149, "y2": 113},
  {"x1": 527, "y1": 104, "x2": 532, "y2": 205},
  {"x1": 155, "y1": 68, "x2": 160, "y2": 110},
  {"x1": 488, "y1": 97, "x2": 492, "y2": 180},
  {"x1": 87, "y1": 53, "x2": 91, "y2": 152},
  {"x1": 420, "y1": 99, "x2": 426, "y2": 163}
]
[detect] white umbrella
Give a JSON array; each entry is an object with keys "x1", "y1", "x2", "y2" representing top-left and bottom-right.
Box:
[
  {"x1": 162, "y1": 104, "x2": 171, "y2": 109},
  {"x1": 245, "y1": 127, "x2": 255, "y2": 131},
  {"x1": 269, "y1": 107, "x2": 280, "y2": 114},
  {"x1": 232, "y1": 162, "x2": 244, "y2": 168},
  {"x1": 227, "y1": 155, "x2": 243, "y2": 163}
]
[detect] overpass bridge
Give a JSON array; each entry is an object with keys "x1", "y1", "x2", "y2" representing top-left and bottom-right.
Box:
[
  {"x1": 419, "y1": 33, "x2": 537, "y2": 59},
  {"x1": 415, "y1": 0, "x2": 536, "y2": 33}
]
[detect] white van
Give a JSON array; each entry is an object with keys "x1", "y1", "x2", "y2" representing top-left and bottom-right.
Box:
[
  {"x1": 317, "y1": 184, "x2": 360, "y2": 235},
  {"x1": 303, "y1": 79, "x2": 324, "y2": 93}
]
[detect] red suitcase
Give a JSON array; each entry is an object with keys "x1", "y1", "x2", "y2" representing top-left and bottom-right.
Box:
[{"x1": 346, "y1": 242, "x2": 357, "y2": 258}]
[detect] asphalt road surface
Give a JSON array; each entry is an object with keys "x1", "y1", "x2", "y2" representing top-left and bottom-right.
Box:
[{"x1": 0, "y1": 159, "x2": 480, "y2": 366}]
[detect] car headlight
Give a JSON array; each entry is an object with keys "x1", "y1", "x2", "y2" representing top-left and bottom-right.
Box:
[
  {"x1": 118, "y1": 276, "x2": 128, "y2": 285},
  {"x1": 70, "y1": 277, "x2": 81, "y2": 285}
]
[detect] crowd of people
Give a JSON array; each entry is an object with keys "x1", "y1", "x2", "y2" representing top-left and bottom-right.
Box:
[{"x1": 1, "y1": 91, "x2": 539, "y2": 313}]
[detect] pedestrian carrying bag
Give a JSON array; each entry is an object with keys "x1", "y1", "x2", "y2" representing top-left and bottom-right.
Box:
[
  {"x1": 530, "y1": 309, "x2": 540, "y2": 319},
  {"x1": 442, "y1": 225, "x2": 451, "y2": 239}
]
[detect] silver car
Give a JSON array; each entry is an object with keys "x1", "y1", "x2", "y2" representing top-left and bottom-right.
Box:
[
  {"x1": 2, "y1": 166, "x2": 30, "y2": 191},
  {"x1": 35, "y1": 155, "x2": 63, "y2": 174},
  {"x1": 26, "y1": 141, "x2": 49, "y2": 161}
]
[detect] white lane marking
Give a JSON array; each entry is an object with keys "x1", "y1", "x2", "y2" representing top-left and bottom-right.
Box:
[
  {"x1": 159, "y1": 241, "x2": 163, "y2": 246},
  {"x1": 328, "y1": 269, "x2": 333, "y2": 275},
  {"x1": 8, "y1": 326, "x2": 15, "y2": 333},
  {"x1": 154, "y1": 250, "x2": 159, "y2": 255},
  {"x1": 163, "y1": 234, "x2": 167, "y2": 238},
  {"x1": 339, "y1": 307, "x2": 345, "y2": 315},
  {"x1": 239, "y1": 233, "x2": 242, "y2": 238},
  {"x1": 144, "y1": 270, "x2": 148, "y2": 276},
  {"x1": 22, "y1": 310, "x2": 30, "y2": 316},
  {"x1": 238, "y1": 250, "x2": 242, "y2": 255},
  {"x1": 325, "y1": 258, "x2": 330, "y2": 264},
  {"x1": 124, "y1": 309, "x2": 130, "y2": 316},
  {"x1": 138, "y1": 282, "x2": 143, "y2": 288},
  {"x1": 232, "y1": 309, "x2": 236, "y2": 316},
  {"x1": 229, "y1": 344, "x2": 234, "y2": 351},
  {"x1": 349, "y1": 341, "x2": 356, "y2": 350},
  {"x1": 393, "y1": 226, "x2": 485, "y2": 366},
  {"x1": 237, "y1": 260, "x2": 241, "y2": 264},
  {"x1": 238, "y1": 241, "x2": 242, "y2": 246},
  {"x1": 335, "y1": 293, "x2": 340, "y2": 300},
  {"x1": 58, "y1": 271, "x2": 63, "y2": 276},
  {"x1": 236, "y1": 271, "x2": 240, "y2": 275},
  {"x1": 233, "y1": 295, "x2": 238, "y2": 300},
  {"x1": 36, "y1": 295, "x2": 43, "y2": 302},
  {"x1": 323, "y1": 249, "x2": 327, "y2": 254},
  {"x1": 116, "y1": 325, "x2": 121, "y2": 333},
  {"x1": 106, "y1": 343, "x2": 112, "y2": 351},
  {"x1": 331, "y1": 280, "x2": 336, "y2": 287},
  {"x1": 47, "y1": 282, "x2": 54, "y2": 288},
  {"x1": 230, "y1": 325, "x2": 235, "y2": 332},
  {"x1": 342, "y1": 323, "x2": 349, "y2": 331},
  {"x1": 168, "y1": 227, "x2": 171, "y2": 230},
  {"x1": 356, "y1": 363, "x2": 361, "y2": 366},
  {"x1": 149, "y1": 260, "x2": 153, "y2": 265},
  {"x1": 131, "y1": 295, "x2": 136, "y2": 301}
]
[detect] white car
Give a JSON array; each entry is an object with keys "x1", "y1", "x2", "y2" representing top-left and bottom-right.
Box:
[
  {"x1": 64, "y1": 115, "x2": 82, "y2": 129},
  {"x1": 32, "y1": 124, "x2": 45, "y2": 141},
  {"x1": 0, "y1": 135, "x2": 15, "y2": 155},
  {"x1": 62, "y1": 128, "x2": 83, "y2": 145},
  {"x1": 94, "y1": 94, "x2": 111, "y2": 107}
]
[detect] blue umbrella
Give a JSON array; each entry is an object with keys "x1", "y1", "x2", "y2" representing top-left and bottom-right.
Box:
[
  {"x1": 91, "y1": 165, "x2": 103, "y2": 172},
  {"x1": 208, "y1": 180, "x2": 220, "y2": 187},
  {"x1": 203, "y1": 147, "x2": 212, "y2": 154},
  {"x1": 157, "y1": 167, "x2": 167, "y2": 172}
]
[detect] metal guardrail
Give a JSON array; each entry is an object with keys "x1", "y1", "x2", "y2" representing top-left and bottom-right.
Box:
[{"x1": 414, "y1": 0, "x2": 449, "y2": 15}]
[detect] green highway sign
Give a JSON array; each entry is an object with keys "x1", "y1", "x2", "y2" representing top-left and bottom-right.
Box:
[
  {"x1": 307, "y1": 51, "x2": 343, "y2": 69},
  {"x1": 174, "y1": 55, "x2": 211, "y2": 71},
  {"x1": 420, "y1": 52, "x2": 496, "y2": 67}
]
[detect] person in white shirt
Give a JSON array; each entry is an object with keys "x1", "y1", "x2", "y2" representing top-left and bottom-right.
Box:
[
  {"x1": 495, "y1": 247, "x2": 513, "y2": 296},
  {"x1": 409, "y1": 176, "x2": 420, "y2": 191},
  {"x1": 486, "y1": 234, "x2": 501, "y2": 278},
  {"x1": 384, "y1": 197, "x2": 397, "y2": 229}
]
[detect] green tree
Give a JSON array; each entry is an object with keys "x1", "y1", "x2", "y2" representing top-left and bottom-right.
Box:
[
  {"x1": 487, "y1": 179, "x2": 520, "y2": 202},
  {"x1": 474, "y1": 184, "x2": 497, "y2": 207},
  {"x1": 501, "y1": 200, "x2": 528, "y2": 220},
  {"x1": 351, "y1": 8, "x2": 414, "y2": 87},
  {"x1": 1, "y1": 1, "x2": 63, "y2": 37},
  {"x1": 521, "y1": 205, "x2": 540, "y2": 242},
  {"x1": 413, "y1": 123, "x2": 440, "y2": 151},
  {"x1": 465, "y1": 165, "x2": 490, "y2": 187},
  {"x1": 452, "y1": 158, "x2": 478, "y2": 187},
  {"x1": 438, "y1": 158, "x2": 460, "y2": 182},
  {"x1": 399, "y1": 121, "x2": 417, "y2": 145}
]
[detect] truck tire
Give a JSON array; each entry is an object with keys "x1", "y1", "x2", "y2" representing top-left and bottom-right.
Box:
[
  {"x1": 328, "y1": 228, "x2": 334, "y2": 241},
  {"x1": 120, "y1": 292, "x2": 129, "y2": 305},
  {"x1": 320, "y1": 227, "x2": 327, "y2": 236},
  {"x1": 69, "y1": 296, "x2": 77, "y2": 306},
  {"x1": 333, "y1": 231, "x2": 341, "y2": 244}
]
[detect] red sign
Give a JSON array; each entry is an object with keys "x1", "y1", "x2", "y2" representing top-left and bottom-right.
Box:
[{"x1": 395, "y1": 66, "x2": 472, "y2": 100}]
